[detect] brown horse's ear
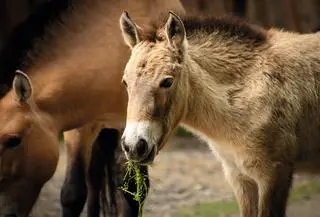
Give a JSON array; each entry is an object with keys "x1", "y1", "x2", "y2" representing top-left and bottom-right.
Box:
[
  {"x1": 13, "y1": 70, "x2": 32, "y2": 103},
  {"x1": 120, "y1": 11, "x2": 140, "y2": 49},
  {"x1": 165, "y1": 11, "x2": 186, "y2": 50}
]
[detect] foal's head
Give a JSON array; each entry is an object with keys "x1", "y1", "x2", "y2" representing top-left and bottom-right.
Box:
[
  {"x1": 120, "y1": 12, "x2": 189, "y2": 164},
  {"x1": 0, "y1": 71, "x2": 59, "y2": 217}
]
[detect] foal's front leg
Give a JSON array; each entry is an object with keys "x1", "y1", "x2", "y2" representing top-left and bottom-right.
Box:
[
  {"x1": 252, "y1": 161, "x2": 293, "y2": 217},
  {"x1": 223, "y1": 163, "x2": 258, "y2": 217}
]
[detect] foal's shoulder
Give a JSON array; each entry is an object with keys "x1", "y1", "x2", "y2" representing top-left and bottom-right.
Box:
[{"x1": 266, "y1": 29, "x2": 320, "y2": 55}]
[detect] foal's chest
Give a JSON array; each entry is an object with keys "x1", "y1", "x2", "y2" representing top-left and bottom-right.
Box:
[{"x1": 206, "y1": 138, "x2": 242, "y2": 169}]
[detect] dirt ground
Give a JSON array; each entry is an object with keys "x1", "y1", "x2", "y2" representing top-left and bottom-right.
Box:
[{"x1": 30, "y1": 136, "x2": 320, "y2": 217}]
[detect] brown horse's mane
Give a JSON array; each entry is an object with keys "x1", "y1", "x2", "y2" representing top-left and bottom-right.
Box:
[
  {"x1": 0, "y1": 0, "x2": 106, "y2": 83},
  {"x1": 0, "y1": 0, "x2": 71, "y2": 96},
  {"x1": 140, "y1": 12, "x2": 267, "y2": 46}
]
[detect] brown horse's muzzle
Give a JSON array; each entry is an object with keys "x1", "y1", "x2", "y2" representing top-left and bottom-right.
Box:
[{"x1": 0, "y1": 178, "x2": 42, "y2": 217}]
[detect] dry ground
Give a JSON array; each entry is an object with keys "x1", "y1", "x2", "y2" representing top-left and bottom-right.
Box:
[{"x1": 30, "y1": 136, "x2": 320, "y2": 217}]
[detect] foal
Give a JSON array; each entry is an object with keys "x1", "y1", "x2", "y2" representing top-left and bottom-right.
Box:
[{"x1": 120, "y1": 11, "x2": 320, "y2": 217}]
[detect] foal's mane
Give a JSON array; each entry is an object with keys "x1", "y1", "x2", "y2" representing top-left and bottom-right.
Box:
[{"x1": 141, "y1": 12, "x2": 267, "y2": 46}]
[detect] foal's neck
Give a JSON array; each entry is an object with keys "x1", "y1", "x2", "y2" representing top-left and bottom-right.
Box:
[{"x1": 182, "y1": 35, "x2": 266, "y2": 140}]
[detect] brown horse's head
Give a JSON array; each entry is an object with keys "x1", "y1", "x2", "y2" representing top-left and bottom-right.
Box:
[
  {"x1": 0, "y1": 71, "x2": 59, "y2": 217},
  {"x1": 120, "y1": 11, "x2": 189, "y2": 164}
]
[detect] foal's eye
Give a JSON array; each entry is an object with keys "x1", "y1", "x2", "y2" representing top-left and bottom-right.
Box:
[
  {"x1": 4, "y1": 136, "x2": 22, "y2": 149},
  {"x1": 122, "y1": 79, "x2": 128, "y2": 87},
  {"x1": 159, "y1": 77, "x2": 174, "y2": 88}
]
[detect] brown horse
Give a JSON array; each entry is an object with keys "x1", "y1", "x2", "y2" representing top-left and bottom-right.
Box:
[
  {"x1": 120, "y1": 11, "x2": 320, "y2": 217},
  {"x1": 0, "y1": 2, "x2": 125, "y2": 216},
  {"x1": 0, "y1": 1, "x2": 185, "y2": 217}
]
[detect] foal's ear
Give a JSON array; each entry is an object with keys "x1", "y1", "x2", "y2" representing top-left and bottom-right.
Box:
[
  {"x1": 120, "y1": 11, "x2": 140, "y2": 49},
  {"x1": 13, "y1": 70, "x2": 32, "y2": 103},
  {"x1": 165, "y1": 11, "x2": 186, "y2": 49}
]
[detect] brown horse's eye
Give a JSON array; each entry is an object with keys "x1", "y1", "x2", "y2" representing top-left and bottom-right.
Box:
[
  {"x1": 122, "y1": 79, "x2": 128, "y2": 87},
  {"x1": 4, "y1": 136, "x2": 22, "y2": 149},
  {"x1": 160, "y1": 77, "x2": 174, "y2": 88}
]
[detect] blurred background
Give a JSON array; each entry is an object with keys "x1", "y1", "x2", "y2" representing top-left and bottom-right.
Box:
[
  {"x1": 1, "y1": 0, "x2": 320, "y2": 48},
  {"x1": 1, "y1": 0, "x2": 320, "y2": 217}
]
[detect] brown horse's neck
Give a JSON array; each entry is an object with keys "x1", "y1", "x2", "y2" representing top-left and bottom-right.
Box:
[
  {"x1": 27, "y1": 61, "x2": 128, "y2": 132},
  {"x1": 16, "y1": 0, "x2": 185, "y2": 132},
  {"x1": 181, "y1": 35, "x2": 267, "y2": 140}
]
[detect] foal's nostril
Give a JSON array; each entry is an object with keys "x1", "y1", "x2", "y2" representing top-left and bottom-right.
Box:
[
  {"x1": 136, "y1": 138, "x2": 148, "y2": 157},
  {"x1": 122, "y1": 143, "x2": 130, "y2": 153}
]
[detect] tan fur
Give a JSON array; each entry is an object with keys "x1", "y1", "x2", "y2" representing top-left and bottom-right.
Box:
[
  {"x1": 121, "y1": 13, "x2": 320, "y2": 217},
  {"x1": 0, "y1": 1, "x2": 185, "y2": 216}
]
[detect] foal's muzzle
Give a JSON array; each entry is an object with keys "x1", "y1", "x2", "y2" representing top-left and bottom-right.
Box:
[
  {"x1": 121, "y1": 121, "x2": 162, "y2": 164},
  {"x1": 121, "y1": 137, "x2": 156, "y2": 164}
]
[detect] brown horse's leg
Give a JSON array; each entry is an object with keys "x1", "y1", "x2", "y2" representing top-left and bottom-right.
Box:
[
  {"x1": 223, "y1": 164, "x2": 258, "y2": 217},
  {"x1": 86, "y1": 135, "x2": 103, "y2": 217},
  {"x1": 60, "y1": 129, "x2": 87, "y2": 217},
  {"x1": 86, "y1": 128, "x2": 119, "y2": 217},
  {"x1": 249, "y1": 159, "x2": 293, "y2": 217},
  {"x1": 61, "y1": 124, "x2": 101, "y2": 217}
]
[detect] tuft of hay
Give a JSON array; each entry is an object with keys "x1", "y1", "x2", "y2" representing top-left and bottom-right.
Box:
[{"x1": 120, "y1": 161, "x2": 149, "y2": 217}]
